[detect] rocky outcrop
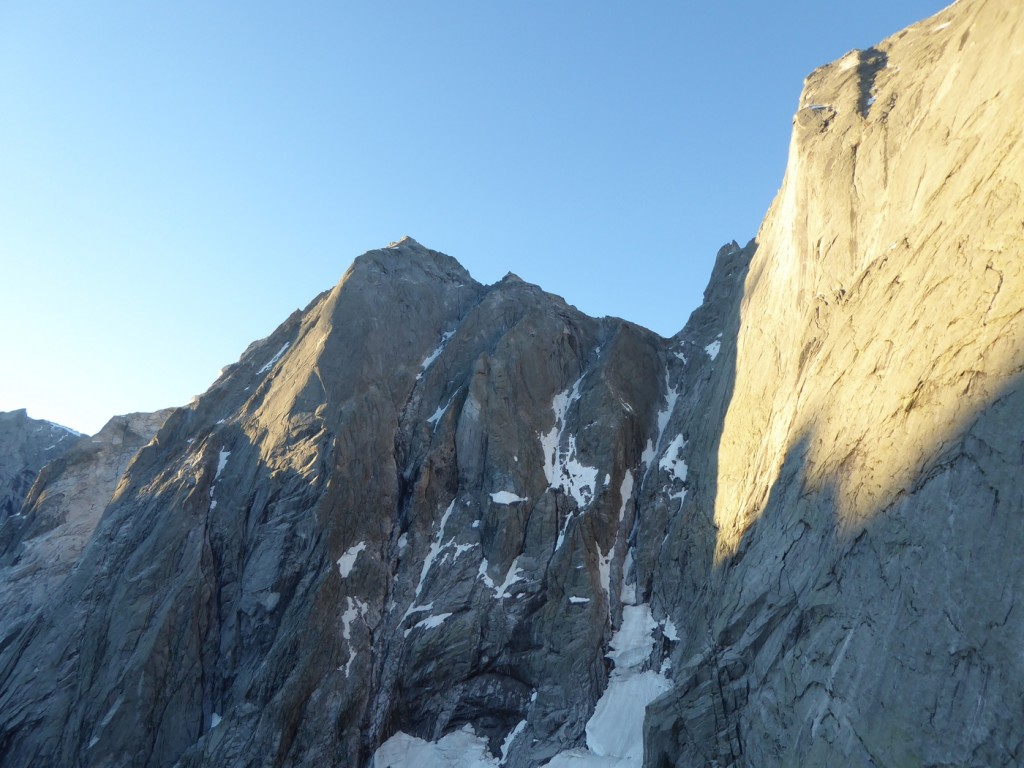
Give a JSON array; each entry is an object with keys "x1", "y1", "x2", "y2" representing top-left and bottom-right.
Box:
[
  {"x1": 0, "y1": 409, "x2": 82, "y2": 521},
  {"x1": 0, "y1": 409, "x2": 172, "y2": 649},
  {"x1": 0, "y1": 1, "x2": 1021, "y2": 767}
]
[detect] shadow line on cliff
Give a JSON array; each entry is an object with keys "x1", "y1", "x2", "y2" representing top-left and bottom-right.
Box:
[{"x1": 649, "y1": 365, "x2": 1024, "y2": 766}]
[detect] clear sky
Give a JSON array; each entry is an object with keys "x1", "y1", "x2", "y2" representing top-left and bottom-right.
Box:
[{"x1": 0, "y1": 1, "x2": 949, "y2": 435}]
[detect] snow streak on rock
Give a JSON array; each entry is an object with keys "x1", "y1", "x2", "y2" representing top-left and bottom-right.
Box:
[
  {"x1": 540, "y1": 376, "x2": 601, "y2": 550},
  {"x1": 641, "y1": 374, "x2": 680, "y2": 480},
  {"x1": 257, "y1": 342, "x2": 290, "y2": 375},
  {"x1": 405, "y1": 501, "x2": 474, "y2": 618},
  {"x1": 417, "y1": 330, "x2": 456, "y2": 380}
]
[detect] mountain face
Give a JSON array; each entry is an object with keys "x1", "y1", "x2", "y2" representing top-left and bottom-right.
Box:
[
  {"x1": 1, "y1": 1, "x2": 1021, "y2": 767},
  {"x1": 0, "y1": 409, "x2": 173, "y2": 650},
  {"x1": 0, "y1": 409, "x2": 82, "y2": 521}
]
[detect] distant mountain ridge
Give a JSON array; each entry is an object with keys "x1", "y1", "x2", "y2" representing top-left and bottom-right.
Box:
[
  {"x1": 1, "y1": 1, "x2": 1022, "y2": 766},
  {"x1": 0, "y1": 408, "x2": 82, "y2": 521}
]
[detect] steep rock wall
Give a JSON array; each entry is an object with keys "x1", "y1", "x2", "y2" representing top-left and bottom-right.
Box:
[{"x1": 647, "y1": 1, "x2": 1024, "y2": 765}]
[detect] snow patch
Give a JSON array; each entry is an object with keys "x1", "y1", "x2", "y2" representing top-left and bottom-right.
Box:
[
  {"x1": 569, "y1": 596, "x2": 591, "y2": 604},
  {"x1": 598, "y1": 470, "x2": 633, "y2": 603},
  {"x1": 704, "y1": 340, "x2": 721, "y2": 361},
  {"x1": 210, "y1": 713, "x2": 222, "y2": 728},
  {"x1": 418, "y1": 330, "x2": 456, "y2": 380},
  {"x1": 404, "y1": 501, "x2": 476, "y2": 620},
  {"x1": 337, "y1": 541, "x2": 367, "y2": 578},
  {"x1": 412, "y1": 502, "x2": 456, "y2": 603},
  {"x1": 658, "y1": 434, "x2": 688, "y2": 503},
  {"x1": 341, "y1": 597, "x2": 369, "y2": 676},
  {"x1": 341, "y1": 597, "x2": 368, "y2": 641},
  {"x1": 620, "y1": 550, "x2": 636, "y2": 606},
  {"x1": 209, "y1": 450, "x2": 232, "y2": 510},
  {"x1": 257, "y1": 342, "x2": 290, "y2": 374},
  {"x1": 215, "y1": 450, "x2": 231, "y2": 481},
  {"x1": 663, "y1": 617, "x2": 680, "y2": 642},
  {"x1": 490, "y1": 491, "x2": 526, "y2": 505},
  {"x1": 479, "y1": 557, "x2": 524, "y2": 600},
  {"x1": 540, "y1": 377, "x2": 600, "y2": 515},
  {"x1": 427, "y1": 391, "x2": 459, "y2": 426},
  {"x1": 405, "y1": 612, "x2": 454, "y2": 638},
  {"x1": 45, "y1": 420, "x2": 84, "y2": 437}
]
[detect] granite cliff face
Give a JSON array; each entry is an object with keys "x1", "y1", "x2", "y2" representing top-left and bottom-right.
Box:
[{"x1": 1, "y1": 1, "x2": 1022, "y2": 766}]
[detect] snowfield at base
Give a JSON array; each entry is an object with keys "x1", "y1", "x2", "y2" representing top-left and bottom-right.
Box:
[
  {"x1": 373, "y1": 727, "x2": 499, "y2": 768},
  {"x1": 337, "y1": 541, "x2": 367, "y2": 578},
  {"x1": 374, "y1": 602, "x2": 671, "y2": 767},
  {"x1": 552, "y1": 603, "x2": 670, "y2": 766},
  {"x1": 489, "y1": 490, "x2": 527, "y2": 504}
]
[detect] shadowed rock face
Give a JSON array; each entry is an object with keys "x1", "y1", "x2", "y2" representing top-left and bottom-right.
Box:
[
  {"x1": 0, "y1": 2, "x2": 1022, "y2": 767},
  {"x1": 0, "y1": 409, "x2": 82, "y2": 521},
  {"x1": 0, "y1": 409, "x2": 173, "y2": 650}
]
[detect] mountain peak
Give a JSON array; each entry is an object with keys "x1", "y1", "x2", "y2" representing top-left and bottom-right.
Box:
[{"x1": 385, "y1": 235, "x2": 422, "y2": 249}]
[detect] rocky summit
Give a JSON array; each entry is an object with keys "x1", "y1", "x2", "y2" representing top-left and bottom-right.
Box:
[{"x1": 1, "y1": 1, "x2": 1022, "y2": 766}]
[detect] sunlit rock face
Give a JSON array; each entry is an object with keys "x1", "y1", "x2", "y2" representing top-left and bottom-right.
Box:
[
  {"x1": 646, "y1": 0, "x2": 1024, "y2": 765},
  {"x1": 0, "y1": 2, "x2": 1022, "y2": 767}
]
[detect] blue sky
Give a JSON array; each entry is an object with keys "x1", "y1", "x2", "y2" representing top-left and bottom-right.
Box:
[{"x1": 0, "y1": 1, "x2": 948, "y2": 435}]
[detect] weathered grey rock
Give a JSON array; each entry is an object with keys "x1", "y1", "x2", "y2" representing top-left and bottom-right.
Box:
[
  {"x1": 0, "y1": 1, "x2": 1022, "y2": 766},
  {"x1": 0, "y1": 409, "x2": 82, "y2": 521},
  {"x1": 0, "y1": 409, "x2": 172, "y2": 649}
]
